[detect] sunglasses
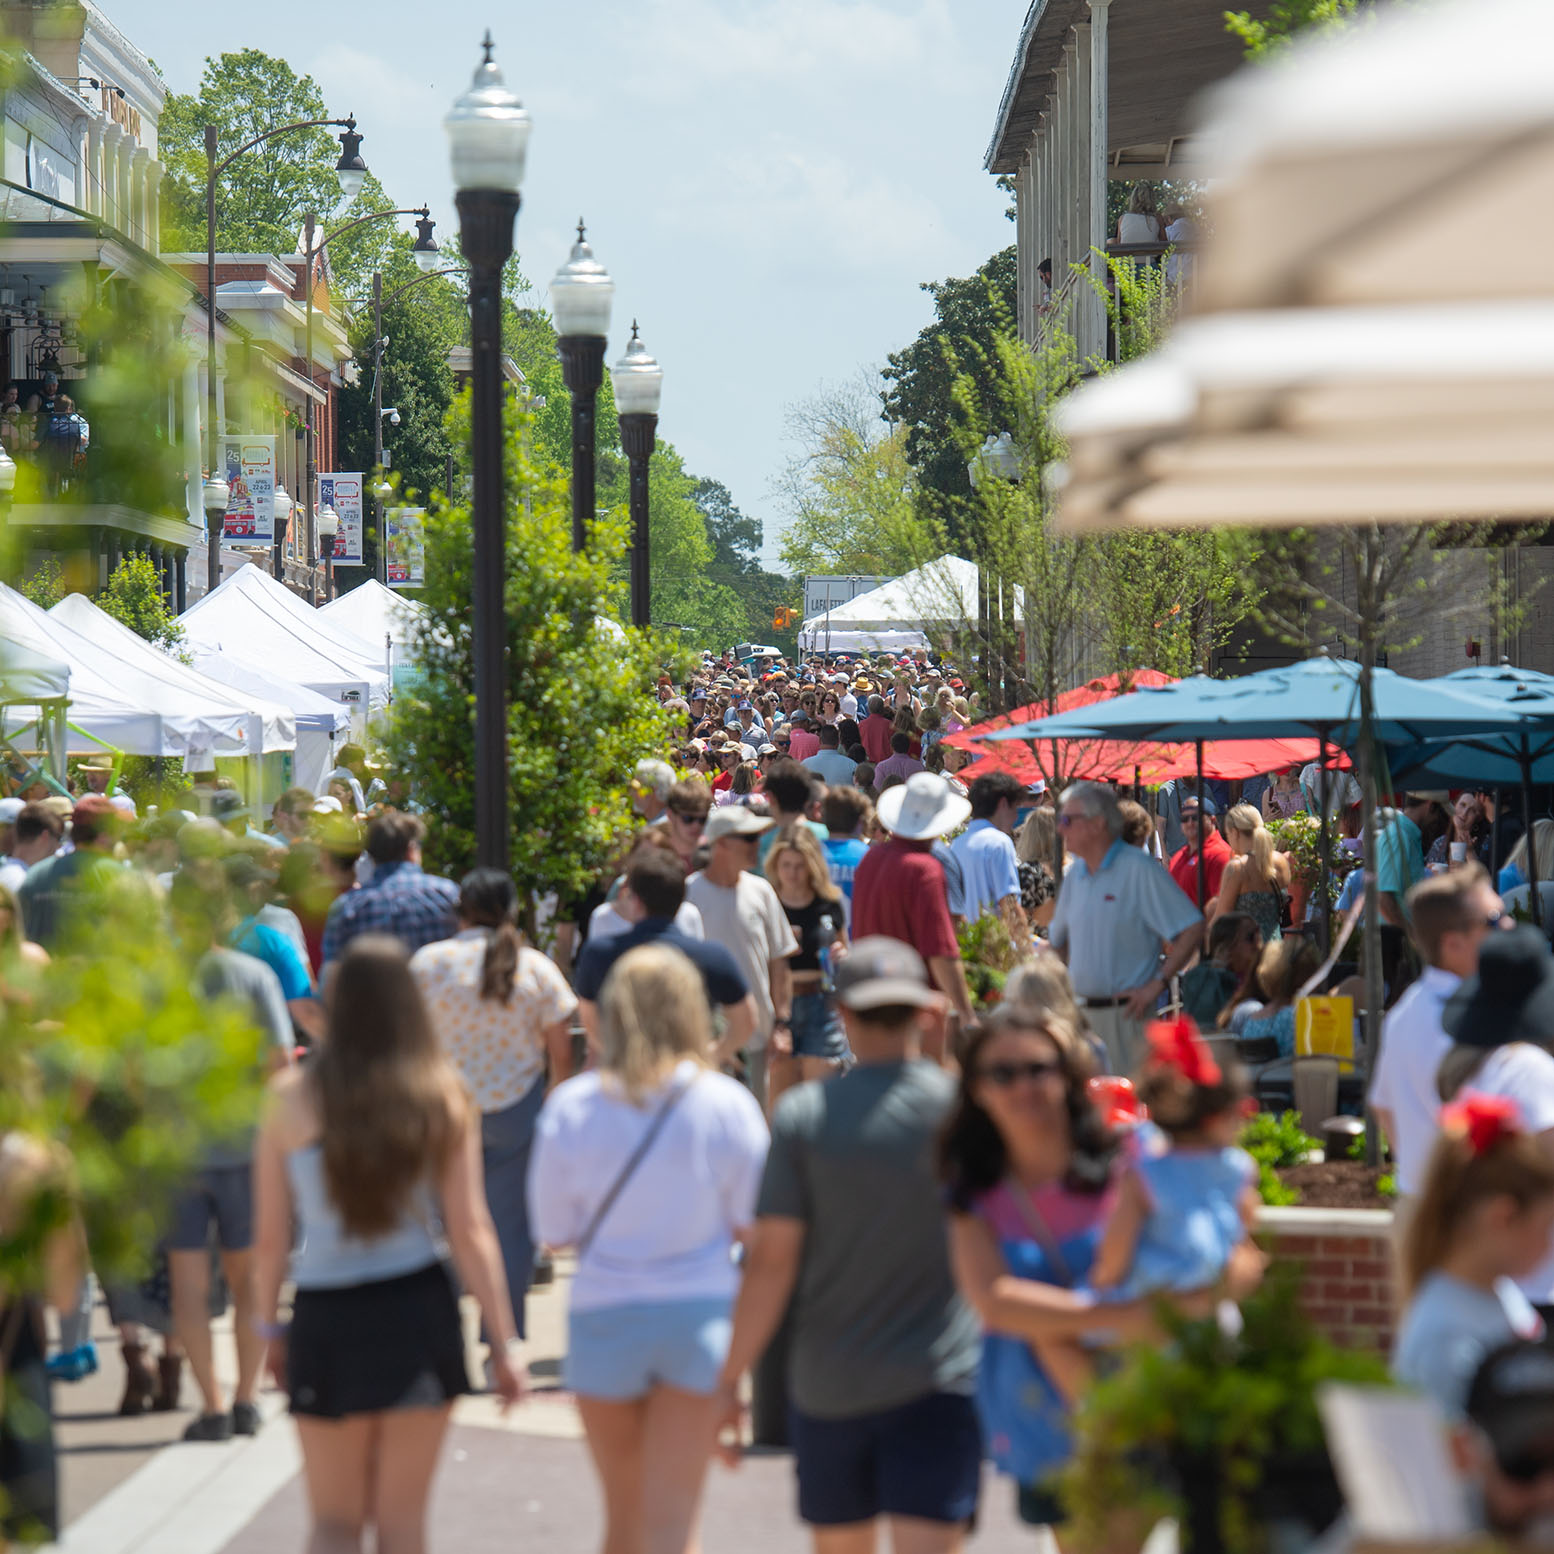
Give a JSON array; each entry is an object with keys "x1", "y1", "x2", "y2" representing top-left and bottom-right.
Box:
[
  {"x1": 976, "y1": 1059, "x2": 1061, "y2": 1088},
  {"x1": 775, "y1": 739, "x2": 791, "y2": 748},
  {"x1": 1498, "y1": 1450, "x2": 1554, "y2": 1485},
  {"x1": 670, "y1": 810, "x2": 707, "y2": 827}
]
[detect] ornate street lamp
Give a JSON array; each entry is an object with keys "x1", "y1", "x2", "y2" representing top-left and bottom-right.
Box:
[
  {"x1": 612, "y1": 323, "x2": 663, "y2": 630},
  {"x1": 447, "y1": 31, "x2": 529, "y2": 871},
  {"x1": 202, "y1": 471, "x2": 230, "y2": 593},
  {"x1": 550, "y1": 222, "x2": 614, "y2": 552},
  {"x1": 316, "y1": 502, "x2": 340, "y2": 601},
  {"x1": 412, "y1": 211, "x2": 441, "y2": 272},
  {"x1": 204, "y1": 113, "x2": 366, "y2": 593},
  {"x1": 272, "y1": 482, "x2": 294, "y2": 577}
]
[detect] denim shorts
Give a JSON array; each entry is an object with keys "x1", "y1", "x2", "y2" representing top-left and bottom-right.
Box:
[
  {"x1": 566, "y1": 1298, "x2": 732, "y2": 1401},
  {"x1": 166, "y1": 1164, "x2": 253, "y2": 1253},
  {"x1": 790, "y1": 990, "x2": 847, "y2": 1062}
]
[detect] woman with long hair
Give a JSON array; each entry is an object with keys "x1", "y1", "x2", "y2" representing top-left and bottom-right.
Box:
[
  {"x1": 1498, "y1": 817, "x2": 1554, "y2": 898},
  {"x1": 529, "y1": 945, "x2": 768, "y2": 1554},
  {"x1": 764, "y1": 827, "x2": 848, "y2": 1106},
  {"x1": 411, "y1": 869, "x2": 576, "y2": 1342},
  {"x1": 1213, "y1": 803, "x2": 1291, "y2": 943},
  {"x1": 1232, "y1": 934, "x2": 1323, "y2": 1051},
  {"x1": 818, "y1": 690, "x2": 842, "y2": 726},
  {"x1": 253, "y1": 936, "x2": 524, "y2": 1554},
  {"x1": 939, "y1": 1009, "x2": 1254, "y2": 1532}
]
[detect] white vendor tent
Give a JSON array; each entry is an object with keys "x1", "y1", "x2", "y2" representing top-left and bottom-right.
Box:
[
  {"x1": 187, "y1": 652, "x2": 351, "y2": 794},
  {"x1": 179, "y1": 566, "x2": 390, "y2": 724},
  {"x1": 321, "y1": 578, "x2": 426, "y2": 659},
  {"x1": 797, "y1": 556, "x2": 1019, "y2": 653},
  {"x1": 0, "y1": 638, "x2": 71, "y2": 786},
  {"x1": 0, "y1": 581, "x2": 251, "y2": 761},
  {"x1": 51, "y1": 594, "x2": 297, "y2": 757}
]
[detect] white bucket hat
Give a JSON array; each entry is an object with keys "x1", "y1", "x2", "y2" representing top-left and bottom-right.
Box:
[{"x1": 875, "y1": 771, "x2": 971, "y2": 841}]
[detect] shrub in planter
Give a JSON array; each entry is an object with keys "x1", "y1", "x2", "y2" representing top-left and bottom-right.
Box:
[{"x1": 1060, "y1": 1266, "x2": 1390, "y2": 1554}]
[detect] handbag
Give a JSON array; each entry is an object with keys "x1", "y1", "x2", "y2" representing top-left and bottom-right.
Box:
[{"x1": 575, "y1": 1072, "x2": 700, "y2": 1260}]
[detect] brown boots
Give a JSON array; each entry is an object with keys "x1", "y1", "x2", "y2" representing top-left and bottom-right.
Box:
[{"x1": 117, "y1": 1342, "x2": 183, "y2": 1414}]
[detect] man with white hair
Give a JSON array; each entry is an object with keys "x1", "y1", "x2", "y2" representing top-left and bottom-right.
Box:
[
  {"x1": 631, "y1": 758, "x2": 676, "y2": 824},
  {"x1": 1050, "y1": 780, "x2": 1203, "y2": 1073}
]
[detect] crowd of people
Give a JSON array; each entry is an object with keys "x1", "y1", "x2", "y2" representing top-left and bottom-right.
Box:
[{"x1": 3, "y1": 645, "x2": 1554, "y2": 1551}]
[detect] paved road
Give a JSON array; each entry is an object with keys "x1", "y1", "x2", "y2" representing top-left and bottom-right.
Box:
[{"x1": 46, "y1": 1268, "x2": 1032, "y2": 1553}]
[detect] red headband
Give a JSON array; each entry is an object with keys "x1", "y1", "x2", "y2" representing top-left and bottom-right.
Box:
[
  {"x1": 1145, "y1": 1016, "x2": 1221, "y2": 1088},
  {"x1": 1441, "y1": 1092, "x2": 1522, "y2": 1156}
]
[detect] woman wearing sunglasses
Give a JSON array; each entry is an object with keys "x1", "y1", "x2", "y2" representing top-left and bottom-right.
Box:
[{"x1": 938, "y1": 1008, "x2": 1261, "y2": 1535}]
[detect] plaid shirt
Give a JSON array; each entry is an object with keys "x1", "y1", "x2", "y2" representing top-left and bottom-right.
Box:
[{"x1": 321, "y1": 861, "x2": 460, "y2": 967}]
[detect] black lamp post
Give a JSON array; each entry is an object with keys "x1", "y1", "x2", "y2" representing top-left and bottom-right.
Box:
[
  {"x1": 204, "y1": 114, "x2": 365, "y2": 594},
  {"x1": 446, "y1": 32, "x2": 530, "y2": 872},
  {"x1": 316, "y1": 502, "x2": 339, "y2": 601},
  {"x1": 550, "y1": 223, "x2": 614, "y2": 552},
  {"x1": 612, "y1": 323, "x2": 663, "y2": 630}
]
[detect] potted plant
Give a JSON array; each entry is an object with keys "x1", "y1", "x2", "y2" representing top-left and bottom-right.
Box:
[
  {"x1": 1059, "y1": 1266, "x2": 1390, "y2": 1554},
  {"x1": 1265, "y1": 813, "x2": 1347, "y2": 934}
]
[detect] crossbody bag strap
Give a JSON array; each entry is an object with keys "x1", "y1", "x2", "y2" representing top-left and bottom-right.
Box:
[
  {"x1": 1007, "y1": 1181, "x2": 1075, "y2": 1288},
  {"x1": 576, "y1": 1072, "x2": 701, "y2": 1260}
]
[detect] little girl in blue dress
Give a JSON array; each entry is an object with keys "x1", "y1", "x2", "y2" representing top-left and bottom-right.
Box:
[{"x1": 1036, "y1": 1018, "x2": 1260, "y2": 1401}]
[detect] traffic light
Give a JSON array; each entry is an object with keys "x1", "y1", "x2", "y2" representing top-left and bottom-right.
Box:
[{"x1": 773, "y1": 606, "x2": 798, "y2": 629}]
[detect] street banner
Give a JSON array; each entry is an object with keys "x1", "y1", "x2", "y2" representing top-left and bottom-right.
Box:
[
  {"x1": 386, "y1": 506, "x2": 425, "y2": 589},
  {"x1": 221, "y1": 435, "x2": 276, "y2": 544},
  {"x1": 318, "y1": 473, "x2": 364, "y2": 565}
]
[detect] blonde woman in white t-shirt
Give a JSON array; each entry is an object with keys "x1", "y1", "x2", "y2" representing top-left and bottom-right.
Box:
[{"x1": 529, "y1": 944, "x2": 768, "y2": 1554}]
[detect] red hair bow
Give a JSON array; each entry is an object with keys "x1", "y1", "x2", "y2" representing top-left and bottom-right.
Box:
[
  {"x1": 1441, "y1": 1092, "x2": 1523, "y2": 1155},
  {"x1": 1145, "y1": 1016, "x2": 1221, "y2": 1087}
]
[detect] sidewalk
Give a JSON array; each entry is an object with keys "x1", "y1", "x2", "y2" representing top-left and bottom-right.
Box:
[{"x1": 48, "y1": 1264, "x2": 1030, "y2": 1552}]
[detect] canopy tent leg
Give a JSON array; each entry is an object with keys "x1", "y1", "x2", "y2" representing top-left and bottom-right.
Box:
[
  {"x1": 1357, "y1": 667, "x2": 1385, "y2": 1168},
  {"x1": 1522, "y1": 743, "x2": 1541, "y2": 928},
  {"x1": 1317, "y1": 729, "x2": 1332, "y2": 958},
  {"x1": 1195, "y1": 738, "x2": 1206, "y2": 935}
]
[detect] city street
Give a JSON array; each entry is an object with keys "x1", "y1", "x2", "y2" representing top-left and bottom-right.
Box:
[{"x1": 48, "y1": 1265, "x2": 1030, "y2": 1553}]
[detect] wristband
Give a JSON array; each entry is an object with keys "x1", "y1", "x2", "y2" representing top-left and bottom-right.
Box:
[{"x1": 252, "y1": 1318, "x2": 287, "y2": 1341}]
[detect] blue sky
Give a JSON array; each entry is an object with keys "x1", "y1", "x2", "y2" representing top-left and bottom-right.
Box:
[{"x1": 111, "y1": 0, "x2": 1019, "y2": 565}]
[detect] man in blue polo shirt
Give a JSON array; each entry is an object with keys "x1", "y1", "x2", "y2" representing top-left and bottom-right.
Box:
[
  {"x1": 573, "y1": 847, "x2": 756, "y2": 1067},
  {"x1": 1049, "y1": 781, "x2": 1202, "y2": 1073},
  {"x1": 950, "y1": 771, "x2": 1029, "y2": 946}
]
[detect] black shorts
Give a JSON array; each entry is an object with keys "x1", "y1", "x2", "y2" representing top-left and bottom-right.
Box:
[
  {"x1": 790, "y1": 1391, "x2": 982, "y2": 1526},
  {"x1": 288, "y1": 1262, "x2": 471, "y2": 1419}
]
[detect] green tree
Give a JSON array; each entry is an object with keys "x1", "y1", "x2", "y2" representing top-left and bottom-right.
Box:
[
  {"x1": 691, "y1": 478, "x2": 797, "y2": 651},
  {"x1": 386, "y1": 394, "x2": 678, "y2": 912},
  {"x1": 642, "y1": 447, "x2": 749, "y2": 648},
  {"x1": 1225, "y1": 0, "x2": 1363, "y2": 56},
  {"x1": 99, "y1": 553, "x2": 186, "y2": 653},
  {"x1": 777, "y1": 377, "x2": 942, "y2": 578},
  {"x1": 881, "y1": 247, "x2": 1017, "y2": 542},
  {"x1": 18, "y1": 559, "x2": 64, "y2": 610},
  {"x1": 158, "y1": 49, "x2": 358, "y2": 259}
]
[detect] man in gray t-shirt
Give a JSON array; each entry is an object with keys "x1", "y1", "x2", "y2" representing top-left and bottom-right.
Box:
[{"x1": 721, "y1": 938, "x2": 982, "y2": 1542}]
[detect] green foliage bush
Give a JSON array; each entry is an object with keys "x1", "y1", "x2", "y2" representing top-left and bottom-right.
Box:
[{"x1": 1240, "y1": 1109, "x2": 1319, "y2": 1206}]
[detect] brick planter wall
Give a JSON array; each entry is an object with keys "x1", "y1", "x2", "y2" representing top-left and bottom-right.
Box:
[{"x1": 1256, "y1": 1205, "x2": 1396, "y2": 1354}]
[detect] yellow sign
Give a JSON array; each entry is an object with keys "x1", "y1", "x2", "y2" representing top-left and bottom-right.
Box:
[{"x1": 1295, "y1": 996, "x2": 1355, "y2": 1071}]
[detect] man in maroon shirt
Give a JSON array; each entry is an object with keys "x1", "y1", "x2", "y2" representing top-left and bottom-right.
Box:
[
  {"x1": 1167, "y1": 794, "x2": 1234, "y2": 910},
  {"x1": 852, "y1": 771, "x2": 975, "y2": 1053},
  {"x1": 858, "y1": 694, "x2": 896, "y2": 765}
]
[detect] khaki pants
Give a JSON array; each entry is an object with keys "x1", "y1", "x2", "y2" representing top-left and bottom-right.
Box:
[{"x1": 1084, "y1": 1004, "x2": 1148, "y2": 1076}]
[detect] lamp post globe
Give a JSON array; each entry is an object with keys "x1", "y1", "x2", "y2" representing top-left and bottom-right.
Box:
[
  {"x1": 613, "y1": 323, "x2": 662, "y2": 631},
  {"x1": 552, "y1": 223, "x2": 613, "y2": 552},
  {"x1": 446, "y1": 31, "x2": 527, "y2": 873},
  {"x1": 411, "y1": 210, "x2": 440, "y2": 273},
  {"x1": 334, "y1": 119, "x2": 368, "y2": 199},
  {"x1": 988, "y1": 430, "x2": 1021, "y2": 483},
  {"x1": 0, "y1": 443, "x2": 16, "y2": 498},
  {"x1": 271, "y1": 483, "x2": 294, "y2": 580},
  {"x1": 316, "y1": 502, "x2": 340, "y2": 601}
]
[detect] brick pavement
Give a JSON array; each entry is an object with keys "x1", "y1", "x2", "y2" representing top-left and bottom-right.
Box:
[{"x1": 47, "y1": 1266, "x2": 1034, "y2": 1553}]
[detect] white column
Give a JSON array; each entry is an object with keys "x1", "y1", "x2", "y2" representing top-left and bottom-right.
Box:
[
  {"x1": 1021, "y1": 150, "x2": 1037, "y2": 341},
  {"x1": 145, "y1": 159, "x2": 162, "y2": 255},
  {"x1": 117, "y1": 139, "x2": 133, "y2": 237},
  {"x1": 82, "y1": 121, "x2": 100, "y2": 216},
  {"x1": 1089, "y1": 0, "x2": 1112, "y2": 361},
  {"x1": 1014, "y1": 163, "x2": 1029, "y2": 345},
  {"x1": 183, "y1": 361, "x2": 202, "y2": 525},
  {"x1": 1063, "y1": 41, "x2": 1079, "y2": 286},
  {"x1": 1072, "y1": 22, "x2": 1094, "y2": 360},
  {"x1": 100, "y1": 125, "x2": 122, "y2": 228},
  {"x1": 131, "y1": 147, "x2": 150, "y2": 247}
]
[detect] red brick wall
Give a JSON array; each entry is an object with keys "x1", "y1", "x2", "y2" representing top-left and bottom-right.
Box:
[{"x1": 1256, "y1": 1207, "x2": 1395, "y2": 1354}]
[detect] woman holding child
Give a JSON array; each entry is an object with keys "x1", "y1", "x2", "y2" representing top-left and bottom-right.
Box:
[{"x1": 939, "y1": 1003, "x2": 1263, "y2": 1533}]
